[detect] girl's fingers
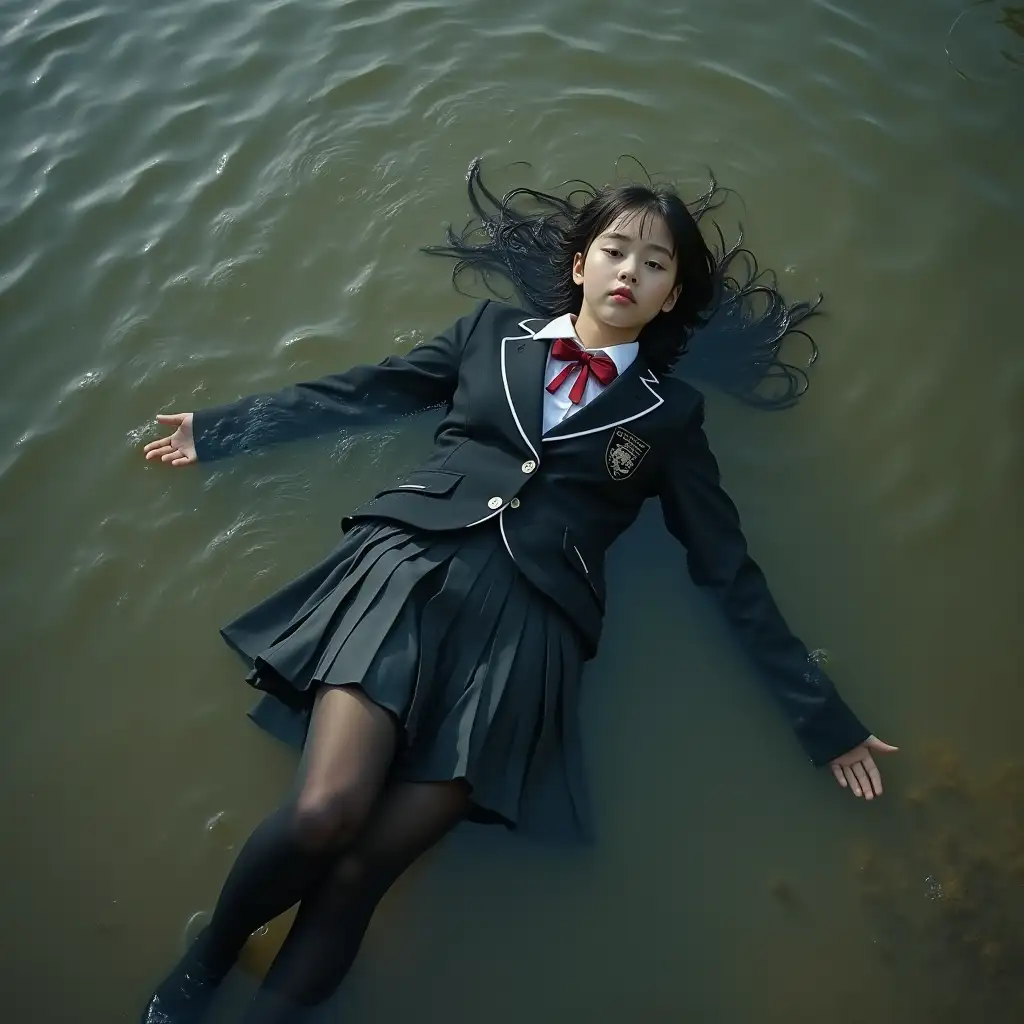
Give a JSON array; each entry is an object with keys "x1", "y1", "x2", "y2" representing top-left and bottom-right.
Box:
[
  {"x1": 144, "y1": 435, "x2": 174, "y2": 453},
  {"x1": 866, "y1": 736, "x2": 899, "y2": 754},
  {"x1": 155, "y1": 413, "x2": 185, "y2": 425},
  {"x1": 842, "y1": 764, "x2": 862, "y2": 797},
  {"x1": 832, "y1": 764, "x2": 848, "y2": 788},
  {"x1": 145, "y1": 440, "x2": 193, "y2": 465},
  {"x1": 864, "y1": 756, "x2": 883, "y2": 797},
  {"x1": 852, "y1": 762, "x2": 873, "y2": 800}
]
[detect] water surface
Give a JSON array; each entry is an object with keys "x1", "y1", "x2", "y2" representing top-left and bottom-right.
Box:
[{"x1": 1, "y1": 0, "x2": 1022, "y2": 1020}]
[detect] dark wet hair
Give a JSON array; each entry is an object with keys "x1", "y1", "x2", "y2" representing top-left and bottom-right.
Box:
[{"x1": 424, "y1": 159, "x2": 821, "y2": 409}]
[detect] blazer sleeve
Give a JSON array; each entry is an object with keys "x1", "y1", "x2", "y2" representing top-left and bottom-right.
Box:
[
  {"x1": 192, "y1": 301, "x2": 489, "y2": 461},
  {"x1": 657, "y1": 398, "x2": 870, "y2": 766}
]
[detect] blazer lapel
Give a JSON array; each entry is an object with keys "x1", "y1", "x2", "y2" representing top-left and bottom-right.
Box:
[
  {"x1": 543, "y1": 355, "x2": 664, "y2": 442},
  {"x1": 499, "y1": 321, "x2": 549, "y2": 460}
]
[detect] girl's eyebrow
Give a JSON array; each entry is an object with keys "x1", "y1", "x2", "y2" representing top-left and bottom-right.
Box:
[{"x1": 602, "y1": 231, "x2": 674, "y2": 259}]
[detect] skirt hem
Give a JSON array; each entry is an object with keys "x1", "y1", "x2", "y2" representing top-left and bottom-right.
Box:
[{"x1": 220, "y1": 520, "x2": 594, "y2": 844}]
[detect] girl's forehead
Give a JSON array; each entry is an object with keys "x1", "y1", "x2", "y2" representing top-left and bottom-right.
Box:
[{"x1": 601, "y1": 210, "x2": 673, "y2": 248}]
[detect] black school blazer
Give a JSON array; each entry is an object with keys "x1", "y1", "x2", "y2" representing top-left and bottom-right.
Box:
[{"x1": 193, "y1": 299, "x2": 869, "y2": 765}]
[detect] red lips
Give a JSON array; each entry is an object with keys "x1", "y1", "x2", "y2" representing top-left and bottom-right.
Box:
[{"x1": 610, "y1": 286, "x2": 635, "y2": 302}]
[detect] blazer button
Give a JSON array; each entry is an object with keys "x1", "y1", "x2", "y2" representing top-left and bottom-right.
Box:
[
  {"x1": 521, "y1": 460, "x2": 537, "y2": 474},
  {"x1": 509, "y1": 497, "x2": 520, "y2": 509},
  {"x1": 487, "y1": 496, "x2": 503, "y2": 510}
]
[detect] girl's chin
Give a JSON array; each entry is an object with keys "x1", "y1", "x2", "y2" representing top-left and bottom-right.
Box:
[
  {"x1": 581, "y1": 297, "x2": 645, "y2": 332},
  {"x1": 597, "y1": 305, "x2": 644, "y2": 327}
]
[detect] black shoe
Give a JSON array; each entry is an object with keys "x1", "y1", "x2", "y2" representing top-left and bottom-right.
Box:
[{"x1": 140, "y1": 931, "x2": 229, "y2": 1023}]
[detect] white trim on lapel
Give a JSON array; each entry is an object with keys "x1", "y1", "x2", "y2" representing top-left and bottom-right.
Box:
[
  {"x1": 542, "y1": 368, "x2": 664, "y2": 442},
  {"x1": 499, "y1": 318, "x2": 546, "y2": 462}
]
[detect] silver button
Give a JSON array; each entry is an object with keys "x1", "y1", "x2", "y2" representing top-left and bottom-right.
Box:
[
  {"x1": 487, "y1": 496, "x2": 503, "y2": 510},
  {"x1": 509, "y1": 497, "x2": 520, "y2": 509},
  {"x1": 521, "y1": 460, "x2": 536, "y2": 474}
]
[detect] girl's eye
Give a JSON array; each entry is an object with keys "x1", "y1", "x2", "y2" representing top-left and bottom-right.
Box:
[
  {"x1": 603, "y1": 248, "x2": 621, "y2": 258},
  {"x1": 646, "y1": 261, "x2": 665, "y2": 271}
]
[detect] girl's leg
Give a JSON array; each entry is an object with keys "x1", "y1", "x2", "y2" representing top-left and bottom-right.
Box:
[
  {"x1": 241, "y1": 778, "x2": 470, "y2": 1021},
  {"x1": 197, "y1": 687, "x2": 399, "y2": 970},
  {"x1": 142, "y1": 687, "x2": 396, "y2": 1023}
]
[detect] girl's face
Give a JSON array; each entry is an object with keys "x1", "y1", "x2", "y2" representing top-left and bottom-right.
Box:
[{"x1": 572, "y1": 211, "x2": 682, "y2": 334}]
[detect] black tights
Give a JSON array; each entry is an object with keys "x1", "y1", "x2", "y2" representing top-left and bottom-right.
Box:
[{"x1": 196, "y1": 686, "x2": 469, "y2": 1017}]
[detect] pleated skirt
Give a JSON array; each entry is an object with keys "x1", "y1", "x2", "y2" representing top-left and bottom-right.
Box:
[{"x1": 220, "y1": 519, "x2": 593, "y2": 843}]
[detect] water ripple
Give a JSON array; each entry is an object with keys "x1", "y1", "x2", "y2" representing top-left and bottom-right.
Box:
[
  {"x1": 810, "y1": 0, "x2": 878, "y2": 33},
  {"x1": 697, "y1": 60, "x2": 787, "y2": 101},
  {"x1": 0, "y1": 0, "x2": 1022, "y2": 1019}
]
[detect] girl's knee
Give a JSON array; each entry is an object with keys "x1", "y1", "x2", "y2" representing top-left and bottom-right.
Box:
[
  {"x1": 324, "y1": 850, "x2": 392, "y2": 902},
  {"x1": 290, "y1": 785, "x2": 372, "y2": 851},
  {"x1": 330, "y1": 851, "x2": 370, "y2": 890}
]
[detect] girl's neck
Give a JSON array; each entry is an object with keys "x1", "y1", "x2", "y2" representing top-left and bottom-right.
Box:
[{"x1": 572, "y1": 305, "x2": 640, "y2": 350}]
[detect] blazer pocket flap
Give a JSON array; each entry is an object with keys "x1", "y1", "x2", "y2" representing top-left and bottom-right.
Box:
[{"x1": 381, "y1": 469, "x2": 463, "y2": 497}]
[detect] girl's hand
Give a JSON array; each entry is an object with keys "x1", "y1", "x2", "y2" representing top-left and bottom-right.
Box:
[
  {"x1": 144, "y1": 412, "x2": 197, "y2": 467},
  {"x1": 829, "y1": 735, "x2": 898, "y2": 800}
]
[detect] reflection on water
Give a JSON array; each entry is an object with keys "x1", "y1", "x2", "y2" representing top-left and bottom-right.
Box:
[{"x1": 856, "y1": 749, "x2": 1024, "y2": 1022}]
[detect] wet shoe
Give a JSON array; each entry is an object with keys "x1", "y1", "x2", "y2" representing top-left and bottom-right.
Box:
[{"x1": 140, "y1": 931, "x2": 229, "y2": 1023}]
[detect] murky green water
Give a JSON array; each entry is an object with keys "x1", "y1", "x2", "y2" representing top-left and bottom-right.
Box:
[{"x1": 1, "y1": 0, "x2": 1022, "y2": 1021}]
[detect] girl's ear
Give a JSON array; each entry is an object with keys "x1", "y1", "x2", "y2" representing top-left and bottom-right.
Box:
[
  {"x1": 661, "y1": 284, "x2": 682, "y2": 313},
  {"x1": 572, "y1": 252, "x2": 585, "y2": 285}
]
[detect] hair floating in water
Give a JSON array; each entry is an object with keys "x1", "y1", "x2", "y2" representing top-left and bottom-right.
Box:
[{"x1": 423, "y1": 157, "x2": 822, "y2": 410}]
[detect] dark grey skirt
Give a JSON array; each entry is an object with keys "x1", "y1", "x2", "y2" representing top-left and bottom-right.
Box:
[{"x1": 220, "y1": 519, "x2": 593, "y2": 843}]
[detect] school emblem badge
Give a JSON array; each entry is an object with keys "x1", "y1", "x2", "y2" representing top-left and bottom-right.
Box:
[{"x1": 604, "y1": 427, "x2": 650, "y2": 480}]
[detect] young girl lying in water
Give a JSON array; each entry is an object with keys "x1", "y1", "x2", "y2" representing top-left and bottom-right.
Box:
[{"x1": 140, "y1": 160, "x2": 897, "y2": 1023}]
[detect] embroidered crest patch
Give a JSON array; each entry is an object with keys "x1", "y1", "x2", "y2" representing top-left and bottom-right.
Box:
[{"x1": 604, "y1": 427, "x2": 650, "y2": 480}]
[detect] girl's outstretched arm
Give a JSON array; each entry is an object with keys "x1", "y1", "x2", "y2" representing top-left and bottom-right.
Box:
[
  {"x1": 658, "y1": 396, "x2": 897, "y2": 793},
  {"x1": 145, "y1": 301, "x2": 489, "y2": 466}
]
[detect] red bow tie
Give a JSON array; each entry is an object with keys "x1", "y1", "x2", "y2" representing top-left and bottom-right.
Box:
[{"x1": 546, "y1": 338, "x2": 618, "y2": 404}]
